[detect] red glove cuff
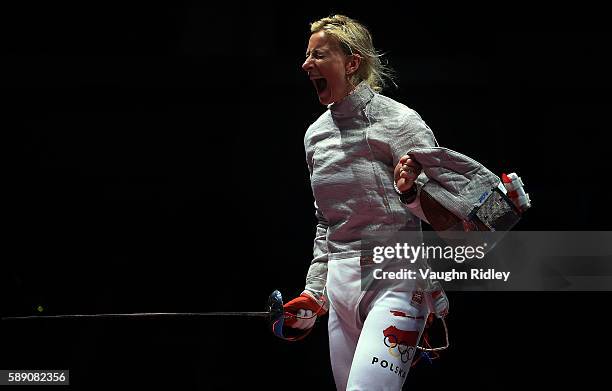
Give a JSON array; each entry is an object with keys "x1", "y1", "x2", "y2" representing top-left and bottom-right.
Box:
[{"x1": 283, "y1": 292, "x2": 327, "y2": 317}]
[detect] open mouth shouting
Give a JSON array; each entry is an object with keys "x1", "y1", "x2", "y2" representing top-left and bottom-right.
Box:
[
  {"x1": 312, "y1": 77, "x2": 328, "y2": 94},
  {"x1": 310, "y1": 76, "x2": 331, "y2": 103}
]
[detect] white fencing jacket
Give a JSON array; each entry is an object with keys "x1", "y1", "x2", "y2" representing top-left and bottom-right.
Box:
[{"x1": 303, "y1": 82, "x2": 437, "y2": 298}]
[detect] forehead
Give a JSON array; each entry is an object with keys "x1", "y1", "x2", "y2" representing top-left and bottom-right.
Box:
[{"x1": 306, "y1": 31, "x2": 341, "y2": 52}]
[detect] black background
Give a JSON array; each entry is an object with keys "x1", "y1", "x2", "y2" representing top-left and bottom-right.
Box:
[{"x1": 3, "y1": 3, "x2": 611, "y2": 390}]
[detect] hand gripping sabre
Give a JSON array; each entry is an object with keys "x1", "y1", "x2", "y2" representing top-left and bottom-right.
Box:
[{"x1": 1, "y1": 290, "x2": 313, "y2": 341}]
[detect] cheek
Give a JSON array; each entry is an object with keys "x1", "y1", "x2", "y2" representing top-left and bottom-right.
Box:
[
  {"x1": 316, "y1": 61, "x2": 330, "y2": 74},
  {"x1": 328, "y1": 72, "x2": 348, "y2": 89},
  {"x1": 324, "y1": 64, "x2": 346, "y2": 84},
  {"x1": 319, "y1": 60, "x2": 343, "y2": 77}
]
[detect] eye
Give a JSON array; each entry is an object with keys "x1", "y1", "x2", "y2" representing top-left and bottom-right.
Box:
[{"x1": 306, "y1": 51, "x2": 324, "y2": 60}]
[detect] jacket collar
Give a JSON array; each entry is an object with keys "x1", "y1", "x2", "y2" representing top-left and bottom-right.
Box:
[{"x1": 328, "y1": 81, "x2": 375, "y2": 118}]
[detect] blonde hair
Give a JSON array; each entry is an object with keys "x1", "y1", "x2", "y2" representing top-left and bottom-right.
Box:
[{"x1": 310, "y1": 14, "x2": 395, "y2": 92}]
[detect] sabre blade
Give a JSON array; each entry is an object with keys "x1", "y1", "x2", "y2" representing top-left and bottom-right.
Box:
[{"x1": 2, "y1": 311, "x2": 271, "y2": 320}]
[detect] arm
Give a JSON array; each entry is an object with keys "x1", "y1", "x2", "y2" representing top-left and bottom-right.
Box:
[
  {"x1": 303, "y1": 201, "x2": 330, "y2": 309},
  {"x1": 388, "y1": 111, "x2": 438, "y2": 223},
  {"x1": 389, "y1": 113, "x2": 484, "y2": 231},
  {"x1": 280, "y1": 159, "x2": 330, "y2": 336}
]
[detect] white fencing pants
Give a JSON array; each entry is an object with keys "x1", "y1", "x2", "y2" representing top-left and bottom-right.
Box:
[{"x1": 327, "y1": 256, "x2": 428, "y2": 391}]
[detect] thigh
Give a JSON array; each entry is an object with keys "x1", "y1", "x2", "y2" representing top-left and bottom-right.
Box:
[
  {"x1": 328, "y1": 305, "x2": 361, "y2": 391},
  {"x1": 326, "y1": 256, "x2": 365, "y2": 326},
  {"x1": 346, "y1": 291, "x2": 428, "y2": 391}
]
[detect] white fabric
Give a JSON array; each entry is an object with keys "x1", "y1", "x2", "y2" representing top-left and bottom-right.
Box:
[
  {"x1": 292, "y1": 309, "x2": 316, "y2": 330},
  {"x1": 303, "y1": 82, "x2": 438, "y2": 302},
  {"x1": 327, "y1": 257, "x2": 429, "y2": 391}
]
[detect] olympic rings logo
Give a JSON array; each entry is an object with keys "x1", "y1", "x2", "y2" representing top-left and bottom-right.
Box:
[{"x1": 383, "y1": 334, "x2": 414, "y2": 364}]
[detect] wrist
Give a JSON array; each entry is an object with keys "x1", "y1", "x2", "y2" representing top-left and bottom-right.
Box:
[
  {"x1": 394, "y1": 181, "x2": 418, "y2": 204},
  {"x1": 301, "y1": 290, "x2": 328, "y2": 314}
]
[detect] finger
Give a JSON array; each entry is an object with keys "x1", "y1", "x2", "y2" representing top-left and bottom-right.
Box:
[
  {"x1": 401, "y1": 155, "x2": 420, "y2": 165},
  {"x1": 394, "y1": 164, "x2": 404, "y2": 179},
  {"x1": 297, "y1": 309, "x2": 305, "y2": 318},
  {"x1": 294, "y1": 315, "x2": 317, "y2": 330},
  {"x1": 399, "y1": 171, "x2": 418, "y2": 180},
  {"x1": 403, "y1": 166, "x2": 421, "y2": 177},
  {"x1": 293, "y1": 318, "x2": 305, "y2": 328},
  {"x1": 406, "y1": 167, "x2": 421, "y2": 176},
  {"x1": 304, "y1": 310, "x2": 313, "y2": 318},
  {"x1": 396, "y1": 178, "x2": 413, "y2": 192},
  {"x1": 303, "y1": 317, "x2": 316, "y2": 329},
  {"x1": 403, "y1": 157, "x2": 421, "y2": 166}
]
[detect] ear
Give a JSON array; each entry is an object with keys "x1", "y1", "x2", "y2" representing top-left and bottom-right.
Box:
[{"x1": 345, "y1": 54, "x2": 362, "y2": 76}]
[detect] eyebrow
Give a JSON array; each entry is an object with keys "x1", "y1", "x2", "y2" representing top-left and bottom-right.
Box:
[{"x1": 306, "y1": 48, "x2": 327, "y2": 57}]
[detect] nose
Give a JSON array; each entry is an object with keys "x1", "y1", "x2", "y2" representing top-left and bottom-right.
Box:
[{"x1": 302, "y1": 56, "x2": 313, "y2": 72}]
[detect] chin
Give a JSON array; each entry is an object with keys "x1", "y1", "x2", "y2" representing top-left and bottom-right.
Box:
[{"x1": 318, "y1": 90, "x2": 340, "y2": 105}]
